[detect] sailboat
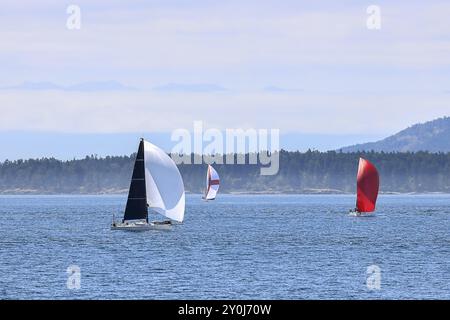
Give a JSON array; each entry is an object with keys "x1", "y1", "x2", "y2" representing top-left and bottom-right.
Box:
[
  {"x1": 202, "y1": 165, "x2": 220, "y2": 201},
  {"x1": 349, "y1": 157, "x2": 380, "y2": 217},
  {"x1": 111, "y1": 138, "x2": 185, "y2": 231}
]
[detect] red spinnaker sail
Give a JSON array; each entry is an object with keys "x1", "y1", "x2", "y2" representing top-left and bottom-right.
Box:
[{"x1": 356, "y1": 158, "x2": 380, "y2": 213}]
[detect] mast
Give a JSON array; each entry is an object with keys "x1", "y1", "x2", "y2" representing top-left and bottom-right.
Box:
[{"x1": 123, "y1": 139, "x2": 148, "y2": 221}]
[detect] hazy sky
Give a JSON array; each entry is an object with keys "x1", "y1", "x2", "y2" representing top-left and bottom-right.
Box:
[{"x1": 0, "y1": 0, "x2": 449, "y2": 159}]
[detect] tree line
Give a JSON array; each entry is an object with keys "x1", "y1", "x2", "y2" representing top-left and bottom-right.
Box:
[{"x1": 1, "y1": 150, "x2": 449, "y2": 194}]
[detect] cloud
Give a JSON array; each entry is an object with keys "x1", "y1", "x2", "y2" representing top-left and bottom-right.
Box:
[
  {"x1": 2, "y1": 81, "x2": 63, "y2": 91},
  {"x1": 262, "y1": 86, "x2": 302, "y2": 93},
  {"x1": 0, "y1": 81, "x2": 137, "y2": 92},
  {"x1": 152, "y1": 83, "x2": 227, "y2": 93},
  {"x1": 0, "y1": 1, "x2": 449, "y2": 138},
  {"x1": 0, "y1": 89, "x2": 448, "y2": 136},
  {"x1": 66, "y1": 81, "x2": 137, "y2": 92},
  {"x1": 2, "y1": 1, "x2": 450, "y2": 74}
]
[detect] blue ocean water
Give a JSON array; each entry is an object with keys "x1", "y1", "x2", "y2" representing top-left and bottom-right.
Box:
[{"x1": 0, "y1": 194, "x2": 449, "y2": 300}]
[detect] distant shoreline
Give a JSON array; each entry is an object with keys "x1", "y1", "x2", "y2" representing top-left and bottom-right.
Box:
[
  {"x1": 3, "y1": 151, "x2": 450, "y2": 196},
  {"x1": 1, "y1": 190, "x2": 449, "y2": 196}
]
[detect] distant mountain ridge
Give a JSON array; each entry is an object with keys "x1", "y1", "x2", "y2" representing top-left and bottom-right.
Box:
[{"x1": 340, "y1": 117, "x2": 450, "y2": 153}]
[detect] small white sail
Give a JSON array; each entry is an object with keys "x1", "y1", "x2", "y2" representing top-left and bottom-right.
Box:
[
  {"x1": 205, "y1": 165, "x2": 220, "y2": 200},
  {"x1": 143, "y1": 140, "x2": 185, "y2": 222}
]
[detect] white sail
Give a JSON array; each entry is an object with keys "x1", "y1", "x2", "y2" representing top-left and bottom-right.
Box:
[
  {"x1": 205, "y1": 165, "x2": 220, "y2": 200},
  {"x1": 143, "y1": 140, "x2": 185, "y2": 222}
]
